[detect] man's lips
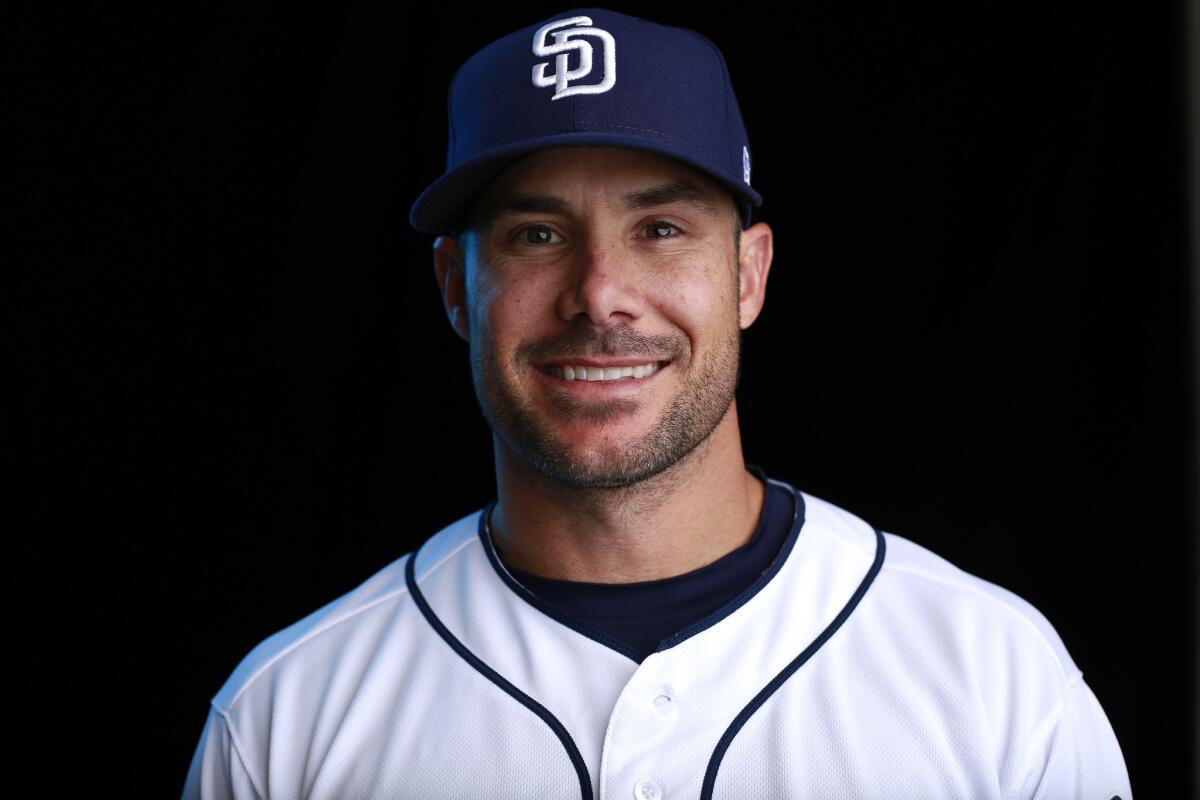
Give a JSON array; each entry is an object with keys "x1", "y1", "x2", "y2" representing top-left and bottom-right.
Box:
[
  {"x1": 535, "y1": 359, "x2": 671, "y2": 384},
  {"x1": 537, "y1": 357, "x2": 671, "y2": 369}
]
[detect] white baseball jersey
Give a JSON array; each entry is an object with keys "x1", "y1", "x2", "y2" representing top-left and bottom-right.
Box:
[{"x1": 183, "y1": 477, "x2": 1132, "y2": 799}]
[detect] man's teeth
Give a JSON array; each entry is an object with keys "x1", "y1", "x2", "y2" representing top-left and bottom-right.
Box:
[{"x1": 548, "y1": 363, "x2": 663, "y2": 381}]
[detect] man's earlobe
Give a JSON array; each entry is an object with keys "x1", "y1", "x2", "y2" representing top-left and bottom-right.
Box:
[{"x1": 448, "y1": 306, "x2": 468, "y2": 339}]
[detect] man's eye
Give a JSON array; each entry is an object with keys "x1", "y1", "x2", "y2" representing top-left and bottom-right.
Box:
[
  {"x1": 644, "y1": 221, "x2": 682, "y2": 239},
  {"x1": 516, "y1": 225, "x2": 561, "y2": 245}
]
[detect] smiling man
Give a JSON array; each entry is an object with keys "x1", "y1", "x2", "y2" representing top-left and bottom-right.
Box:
[
  {"x1": 183, "y1": 9, "x2": 1131, "y2": 799},
  {"x1": 441, "y1": 145, "x2": 770, "y2": 585}
]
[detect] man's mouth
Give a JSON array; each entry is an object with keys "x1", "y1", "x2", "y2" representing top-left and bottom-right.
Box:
[{"x1": 536, "y1": 360, "x2": 670, "y2": 382}]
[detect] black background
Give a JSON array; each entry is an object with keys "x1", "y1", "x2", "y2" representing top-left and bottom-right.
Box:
[{"x1": 12, "y1": 3, "x2": 1192, "y2": 796}]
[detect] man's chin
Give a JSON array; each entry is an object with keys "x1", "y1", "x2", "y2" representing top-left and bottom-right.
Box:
[
  {"x1": 482, "y1": 384, "x2": 681, "y2": 488},
  {"x1": 521, "y1": 439, "x2": 683, "y2": 490}
]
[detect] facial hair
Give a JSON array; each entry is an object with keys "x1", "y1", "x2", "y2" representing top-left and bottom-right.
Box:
[{"x1": 469, "y1": 313, "x2": 741, "y2": 491}]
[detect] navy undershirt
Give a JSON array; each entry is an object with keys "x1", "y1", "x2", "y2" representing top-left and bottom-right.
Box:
[{"x1": 495, "y1": 464, "x2": 797, "y2": 661}]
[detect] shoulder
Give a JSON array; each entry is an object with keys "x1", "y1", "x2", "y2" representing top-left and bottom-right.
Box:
[
  {"x1": 794, "y1": 490, "x2": 1128, "y2": 794},
  {"x1": 880, "y1": 526, "x2": 1081, "y2": 684},
  {"x1": 800, "y1": 490, "x2": 1082, "y2": 688},
  {"x1": 209, "y1": 508, "x2": 483, "y2": 716}
]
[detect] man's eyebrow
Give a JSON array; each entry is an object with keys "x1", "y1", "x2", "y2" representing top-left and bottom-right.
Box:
[
  {"x1": 621, "y1": 179, "x2": 718, "y2": 213},
  {"x1": 488, "y1": 179, "x2": 719, "y2": 219},
  {"x1": 491, "y1": 195, "x2": 573, "y2": 217}
]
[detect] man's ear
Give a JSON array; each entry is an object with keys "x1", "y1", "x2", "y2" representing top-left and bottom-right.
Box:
[
  {"x1": 737, "y1": 221, "x2": 774, "y2": 329},
  {"x1": 433, "y1": 235, "x2": 470, "y2": 342}
]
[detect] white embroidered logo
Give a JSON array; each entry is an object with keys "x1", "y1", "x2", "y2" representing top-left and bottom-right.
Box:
[
  {"x1": 531, "y1": 16, "x2": 616, "y2": 100},
  {"x1": 743, "y1": 146, "x2": 751, "y2": 185}
]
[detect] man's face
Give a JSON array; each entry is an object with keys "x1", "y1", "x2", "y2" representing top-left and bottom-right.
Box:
[{"x1": 456, "y1": 146, "x2": 746, "y2": 490}]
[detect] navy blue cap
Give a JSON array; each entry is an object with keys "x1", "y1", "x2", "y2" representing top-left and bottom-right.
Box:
[{"x1": 408, "y1": 8, "x2": 762, "y2": 236}]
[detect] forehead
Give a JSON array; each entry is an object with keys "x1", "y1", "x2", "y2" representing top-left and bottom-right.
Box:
[{"x1": 466, "y1": 146, "x2": 733, "y2": 226}]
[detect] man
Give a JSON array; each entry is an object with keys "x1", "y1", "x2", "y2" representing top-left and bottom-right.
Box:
[{"x1": 184, "y1": 8, "x2": 1132, "y2": 798}]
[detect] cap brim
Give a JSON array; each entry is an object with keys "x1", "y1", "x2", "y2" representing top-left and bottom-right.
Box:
[{"x1": 408, "y1": 131, "x2": 763, "y2": 235}]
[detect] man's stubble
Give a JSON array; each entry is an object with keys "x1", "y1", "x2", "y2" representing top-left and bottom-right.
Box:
[{"x1": 469, "y1": 306, "x2": 742, "y2": 493}]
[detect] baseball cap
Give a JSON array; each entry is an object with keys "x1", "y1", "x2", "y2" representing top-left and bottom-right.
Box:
[{"x1": 408, "y1": 8, "x2": 763, "y2": 236}]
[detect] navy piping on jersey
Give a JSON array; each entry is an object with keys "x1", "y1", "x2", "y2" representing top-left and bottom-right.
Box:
[
  {"x1": 699, "y1": 525, "x2": 888, "y2": 800},
  {"x1": 407, "y1": 481, "x2": 882, "y2": 800},
  {"x1": 404, "y1": 547, "x2": 594, "y2": 800},
  {"x1": 476, "y1": 475, "x2": 808, "y2": 663}
]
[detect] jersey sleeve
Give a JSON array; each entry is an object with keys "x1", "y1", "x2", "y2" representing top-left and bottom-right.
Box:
[
  {"x1": 181, "y1": 705, "x2": 264, "y2": 800},
  {"x1": 1021, "y1": 677, "x2": 1132, "y2": 800}
]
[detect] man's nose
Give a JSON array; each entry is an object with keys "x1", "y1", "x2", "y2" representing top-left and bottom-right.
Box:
[{"x1": 555, "y1": 237, "x2": 645, "y2": 328}]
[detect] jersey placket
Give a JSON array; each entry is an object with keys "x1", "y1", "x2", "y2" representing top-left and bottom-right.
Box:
[{"x1": 593, "y1": 522, "x2": 878, "y2": 800}]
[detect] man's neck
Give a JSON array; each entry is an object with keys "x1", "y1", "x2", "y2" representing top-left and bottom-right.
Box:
[{"x1": 488, "y1": 404, "x2": 765, "y2": 584}]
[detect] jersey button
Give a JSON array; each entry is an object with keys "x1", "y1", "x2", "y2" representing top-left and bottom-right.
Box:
[
  {"x1": 652, "y1": 694, "x2": 672, "y2": 707},
  {"x1": 634, "y1": 779, "x2": 662, "y2": 800}
]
